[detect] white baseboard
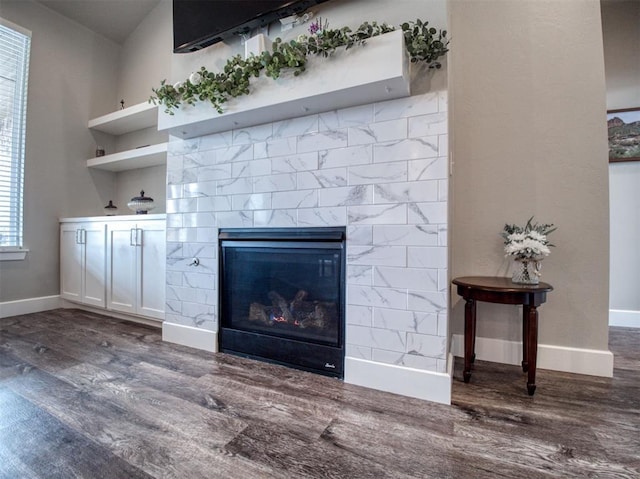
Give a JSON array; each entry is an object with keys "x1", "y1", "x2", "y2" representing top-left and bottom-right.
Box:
[
  {"x1": 537, "y1": 343, "x2": 613, "y2": 378},
  {"x1": 164, "y1": 325, "x2": 453, "y2": 404},
  {"x1": 0, "y1": 295, "x2": 61, "y2": 318},
  {"x1": 162, "y1": 321, "x2": 218, "y2": 352},
  {"x1": 60, "y1": 300, "x2": 162, "y2": 328},
  {"x1": 451, "y1": 334, "x2": 614, "y2": 378},
  {"x1": 609, "y1": 309, "x2": 640, "y2": 328},
  {"x1": 344, "y1": 357, "x2": 452, "y2": 405}
]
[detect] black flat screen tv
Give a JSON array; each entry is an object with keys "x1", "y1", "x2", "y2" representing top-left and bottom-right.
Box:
[{"x1": 173, "y1": 0, "x2": 330, "y2": 53}]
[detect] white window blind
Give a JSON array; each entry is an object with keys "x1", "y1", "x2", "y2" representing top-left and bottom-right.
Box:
[{"x1": 0, "y1": 19, "x2": 30, "y2": 250}]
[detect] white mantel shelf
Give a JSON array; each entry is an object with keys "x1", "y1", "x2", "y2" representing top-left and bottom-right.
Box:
[
  {"x1": 158, "y1": 30, "x2": 410, "y2": 139},
  {"x1": 89, "y1": 101, "x2": 158, "y2": 135}
]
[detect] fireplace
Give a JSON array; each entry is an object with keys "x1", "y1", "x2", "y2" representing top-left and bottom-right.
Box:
[
  {"x1": 162, "y1": 88, "x2": 451, "y2": 404},
  {"x1": 218, "y1": 227, "x2": 346, "y2": 378}
]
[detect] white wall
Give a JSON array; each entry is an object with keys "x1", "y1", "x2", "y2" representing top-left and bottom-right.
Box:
[
  {"x1": 602, "y1": 0, "x2": 640, "y2": 327},
  {"x1": 449, "y1": 0, "x2": 611, "y2": 363},
  {"x1": 609, "y1": 162, "x2": 640, "y2": 307},
  {"x1": 0, "y1": 0, "x2": 119, "y2": 302}
]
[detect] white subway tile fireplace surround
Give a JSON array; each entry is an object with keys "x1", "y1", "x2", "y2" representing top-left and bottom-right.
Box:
[{"x1": 163, "y1": 91, "x2": 451, "y2": 404}]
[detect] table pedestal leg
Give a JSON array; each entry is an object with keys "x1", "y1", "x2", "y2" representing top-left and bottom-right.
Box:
[
  {"x1": 525, "y1": 304, "x2": 539, "y2": 396},
  {"x1": 471, "y1": 302, "x2": 477, "y2": 364},
  {"x1": 522, "y1": 306, "x2": 529, "y2": 373},
  {"x1": 464, "y1": 298, "x2": 476, "y2": 383}
]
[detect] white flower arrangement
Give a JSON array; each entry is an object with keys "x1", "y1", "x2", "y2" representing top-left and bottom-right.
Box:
[{"x1": 502, "y1": 217, "x2": 556, "y2": 261}]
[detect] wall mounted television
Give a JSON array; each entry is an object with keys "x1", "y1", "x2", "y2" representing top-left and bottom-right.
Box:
[{"x1": 173, "y1": 0, "x2": 330, "y2": 53}]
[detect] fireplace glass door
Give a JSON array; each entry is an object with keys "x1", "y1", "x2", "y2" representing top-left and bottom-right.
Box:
[{"x1": 219, "y1": 228, "x2": 345, "y2": 377}]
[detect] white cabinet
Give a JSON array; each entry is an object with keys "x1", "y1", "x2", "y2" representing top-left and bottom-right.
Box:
[
  {"x1": 60, "y1": 215, "x2": 166, "y2": 322},
  {"x1": 60, "y1": 222, "x2": 107, "y2": 307},
  {"x1": 106, "y1": 218, "x2": 166, "y2": 320}
]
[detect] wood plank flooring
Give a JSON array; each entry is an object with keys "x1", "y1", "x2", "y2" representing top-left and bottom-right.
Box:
[{"x1": 1, "y1": 309, "x2": 638, "y2": 478}]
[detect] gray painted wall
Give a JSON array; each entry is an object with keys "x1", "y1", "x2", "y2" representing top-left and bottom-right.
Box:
[
  {"x1": 0, "y1": 0, "x2": 119, "y2": 302},
  {"x1": 449, "y1": 0, "x2": 610, "y2": 352}
]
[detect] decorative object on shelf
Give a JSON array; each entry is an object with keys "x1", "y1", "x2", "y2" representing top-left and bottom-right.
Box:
[
  {"x1": 511, "y1": 258, "x2": 541, "y2": 285},
  {"x1": 96, "y1": 146, "x2": 105, "y2": 157},
  {"x1": 308, "y1": 16, "x2": 327, "y2": 36},
  {"x1": 244, "y1": 33, "x2": 272, "y2": 59},
  {"x1": 127, "y1": 190, "x2": 155, "y2": 215},
  {"x1": 401, "y1": 18, "x2": 448, "y2": 65},
  {"x1": 120, "y1": 99, "x2": 125, "y2": 110},
  {"x1": 150, "y1": 18, "x2": 449, "y2": 115},
  {"x1": 502, "y1": 217, "x2": 556, "y2": 284},
  {"x1": 103, "y1": 200, "x2": 118, "y2": 216}
]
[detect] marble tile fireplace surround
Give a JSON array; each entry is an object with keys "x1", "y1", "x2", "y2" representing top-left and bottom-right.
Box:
[{"x1": 160, "y1": 32, "x2": 451, "y2": 404}]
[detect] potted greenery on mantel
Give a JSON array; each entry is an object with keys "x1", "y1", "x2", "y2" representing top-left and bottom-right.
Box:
[{"x1": 150, "y1": 19, "x2": 449, "y2": 115}]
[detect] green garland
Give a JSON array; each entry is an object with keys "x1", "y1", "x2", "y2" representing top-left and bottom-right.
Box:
[{"x1": 150, "y1": 19, "x2": 448, "y2": 115}]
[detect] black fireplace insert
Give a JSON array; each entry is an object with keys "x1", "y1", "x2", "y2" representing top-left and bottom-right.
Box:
[{"x1": 218, "y1": 227, "x2": 345, "y2": 378}]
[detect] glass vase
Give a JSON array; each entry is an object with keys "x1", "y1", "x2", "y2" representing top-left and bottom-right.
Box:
[{"x1": 512, "y1": 258, "x2": 541, "y2": 285}]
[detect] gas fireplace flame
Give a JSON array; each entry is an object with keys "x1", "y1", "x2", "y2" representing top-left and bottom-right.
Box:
[
  {"x1": 250, "y1": 290, "x2": 337, "y2": 331},
  {"x1": 269, "y1": 310, "x2": 303, "y2": 326},
  {"x1": 270, "y1": 312, "x2": 288, "y2": 323}
]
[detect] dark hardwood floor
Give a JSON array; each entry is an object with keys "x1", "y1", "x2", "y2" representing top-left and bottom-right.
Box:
[{"x1": 1, "y1": 309, "x2": 638, "y2": 478}]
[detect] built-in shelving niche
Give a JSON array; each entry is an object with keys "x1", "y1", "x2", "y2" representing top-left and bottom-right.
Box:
[{"x1": 87, "y1": 102, "x2": 167, "y2": 172}]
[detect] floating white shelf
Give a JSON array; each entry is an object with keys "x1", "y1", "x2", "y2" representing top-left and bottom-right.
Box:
[
  {"x1": 88, "y1": 101, "x2": 158, "y2": 135},
  {"x1": 87, "y1": 143, "x2": 168, "y2": 172},
  {"x1": 158, "y1": 30, "x2": 411, "y2": 139}
]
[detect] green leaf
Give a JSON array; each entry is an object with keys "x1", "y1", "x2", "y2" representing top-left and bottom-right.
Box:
[{"x1": 150, "y1": 17, "x2": 450, "y2": 113}]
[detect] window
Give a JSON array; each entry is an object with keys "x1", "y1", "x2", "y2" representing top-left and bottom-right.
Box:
[{"x1": 0, "y1": 18, "x2": 30, "y2": 259}]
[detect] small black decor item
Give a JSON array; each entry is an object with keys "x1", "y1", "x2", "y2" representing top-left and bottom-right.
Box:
[
  {"x1": 96, "y1": 146, "x2": 105, "y2": 157},
  {"x1": 120, "y1": 99, "x2": 125, "y2": 110},
  {"x1": 127, "y1": 190, "x2": 155, "y2": 215},
  {"x1": 103, "y1": 200, "x2": 118, "y2": 216}
]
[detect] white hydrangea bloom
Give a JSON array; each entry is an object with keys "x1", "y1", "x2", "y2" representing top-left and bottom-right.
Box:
[{"x1": 189, "y1": 72, "x2": 201, "y2": 85}]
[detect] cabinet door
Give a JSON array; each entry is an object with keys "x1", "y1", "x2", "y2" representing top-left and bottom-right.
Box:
[
  {"x1": 60, "y1": 223, "x2": 82, "y2": 302},
  {"x1": 82, "y1": 223, "x2": 107, "y2": 307},
  {"x1": 107, "y1": 221, "x2": 138, "y2": 314},
  {"x1": 137, "y1": 220, "x2": 166, "y2": 320}
]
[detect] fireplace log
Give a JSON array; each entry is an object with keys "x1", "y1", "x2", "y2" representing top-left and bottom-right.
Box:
[
  {"x1": 248, "y1": 291, "x2": 338, "y2": 330},
  {"x1": 268, "y1": 291, "x2": 294, "y2": 323},
  {"x1": 290, "y1": 290, "x2": 308, "y2": 312},
  {"x1": 248, "y1": 303, "x2": 271, "y2": 324},
  {"x1": 297, "y1": 302, "x2": 335, "y2": 329}
]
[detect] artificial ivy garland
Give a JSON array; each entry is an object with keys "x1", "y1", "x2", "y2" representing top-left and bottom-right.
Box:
[{"x1": 150, "y1": 19, "x2": 448, "y2": 115}]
